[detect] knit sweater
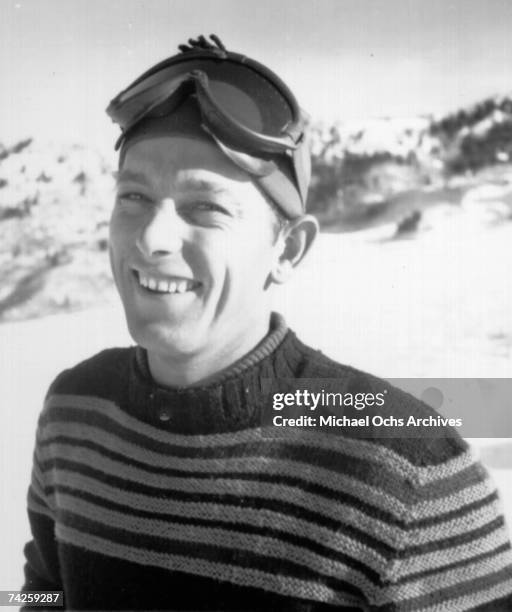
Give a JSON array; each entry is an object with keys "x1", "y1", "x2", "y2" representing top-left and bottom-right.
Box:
[{"x1": 23, "y1": 314, "x2": 512, "y2": 611}]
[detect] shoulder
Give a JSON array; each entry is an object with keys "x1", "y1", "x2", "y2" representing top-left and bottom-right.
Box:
[
  {"x1": 44, "y1": 346, "x2": 134, "y2": 402},
  {"x1": 288, "y1": 330, "x2": 394, "y2": 389},
  {"x1": 288, "y1": 332, "x2": 469, "y2": 468}
]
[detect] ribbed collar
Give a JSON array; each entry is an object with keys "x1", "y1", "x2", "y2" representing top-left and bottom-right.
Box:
[{"x1": 127, "y1": 313, "x2": 304, "y2": 434}]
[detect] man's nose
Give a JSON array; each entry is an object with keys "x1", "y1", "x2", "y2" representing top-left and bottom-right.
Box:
[{"x1": 135, "y1": 199, "x2": 185, "y2": 258}]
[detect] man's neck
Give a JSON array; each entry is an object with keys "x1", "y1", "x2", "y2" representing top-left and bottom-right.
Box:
[{"x1": 146, "y1": 316, "x2": 272, "y2": 388}]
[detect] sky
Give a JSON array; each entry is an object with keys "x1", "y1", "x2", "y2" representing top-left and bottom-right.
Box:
[{"x1": 1, "y1": 0, "x2": 512, "y2": 153}]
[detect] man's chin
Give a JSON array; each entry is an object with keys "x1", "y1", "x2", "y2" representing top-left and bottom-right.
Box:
[{"x1": 126, "y1": 316, "x2": 206, "y2": 357}]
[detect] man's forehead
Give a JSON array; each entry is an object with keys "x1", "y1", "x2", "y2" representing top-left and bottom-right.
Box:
[
  {"x1": 115, "y1": 167, "x2": 240, "y2": 195},
  {"x1": 118, "y1": 135, "x2": 251, "y2": 189}
]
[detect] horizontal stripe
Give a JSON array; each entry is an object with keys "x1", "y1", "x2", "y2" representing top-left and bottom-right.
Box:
[
  {"x1": 404, "y1": 515, "x2": 505, "y2": 556},
  {"x1": 29, "y1": 466, "x2": 56, "y2": 514},
  {"x1": 414, "y1": 461, "x2": 488, "y2": 500},
  {"x1": 32, "y1": 459, "x2": 46, "y2": 487},
  {"x1": 31, "y1": 482, "x2": 512, "y2": 608},
  {"x1": 40, "y1": 426, "x2": 413, "y2": 521},
  {"x1": 30, "y1": 469, "x2": 47, "y2": 501},
  {"x1": 39, "y1": 433, "x2": 497, "y2": 535},
  {"x1": 40, "y1": 452, "x2": 505, "y2": 563},
  {"x1": 48, "y1": 474, "x2": 391, "y2": 573},
  {"x1": 38, "y1": 427, "x2": 507, "y2": 556},
  {"x1": 407, "y1": 497, "x2": 507, "y2": 545},
  {"x1": 38, "y1": 435, "x2": 410, "y2": 518},
  {"x1": 381, "y1": 566, "x2": 512, "y2": 611},
  {"x1": 391, "y1": 541, "x2": 511, "y2": 585},
  {"x1": 48, "y1": 467, "x2": 510, "y2": 581},
  {"x1": 413, "y1": 478, "x2": 497, "y2": 520},
  {"x1": 43, "y1": 459, "x2": 399, "y2": 559},
  {"x1": 377, "y1": 547, "x2": 512, "y2": 604},
  {"x1": 41, "y1": 411, "x2": 422, "y2": 505},
  {"x1": 56, "y1": 490, "x2": 512, "y2": 606},
  {"x1": 40, "y1": 417, "x2": 485, "y2": 519},
  {"x1": 57, "y1": 524, "x2": 363, "y2": 608},
  {"x1": 411, "y1": 490, "x2": 499, "y2": 529},
  {"x1": 27, "y1": 488, "x2": 54, "y2": 520},
  {"x1": 40, "y1": 441, "x2": 410, "y2": 545},
  {"x1": 37, "y1": 393, "x2": 512, "y2": 608},
  {"x1": 57, "y1": 492, "x2": 378, "y2": 597},
  {"x1": 56, "y1": 487, "x2": 381, "y2": 583},
  {"x1": 392, "y1": 526, "x2": 511, "y2": 577},
  {"x1": 39, "y1": 442, "x2": 507, "y2": 559},
  {"x1": 419, "y1": 576, "x2": 512, "y2": 612},
  {"x1": 43, "y1": 394, "x2": 473, "y2": 482}
]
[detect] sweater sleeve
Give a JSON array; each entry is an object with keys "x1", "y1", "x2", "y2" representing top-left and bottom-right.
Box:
[
  {"x1": 374, "y1": 445, "x2": 512, "y2": 611},
  {"x1": 21, "y1": 413, "x2": 63, "y2": 604}
]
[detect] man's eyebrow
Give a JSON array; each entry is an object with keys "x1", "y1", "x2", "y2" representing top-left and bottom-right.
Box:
[
  {"x1": 114, "y1": 169, "x2": 151, "y2": 186},
  {"x1": 176, "y1": 177, "x2": 232, "y2": 195},
  {"x1": 177, "y1": 178, "x2": 243, "y2": 214}
]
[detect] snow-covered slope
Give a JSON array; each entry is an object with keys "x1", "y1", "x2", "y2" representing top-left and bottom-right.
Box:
[
  {"x1": 0, "y1": 139, "x2": 115, "y2": 321},
  {"x1": 310, "y1": 115, "x2": 436, "y2": 160}
]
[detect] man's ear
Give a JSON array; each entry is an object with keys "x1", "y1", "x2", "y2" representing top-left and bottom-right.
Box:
[{"x1": 270, "y1": 214, "x2": 319, "y2": 284}]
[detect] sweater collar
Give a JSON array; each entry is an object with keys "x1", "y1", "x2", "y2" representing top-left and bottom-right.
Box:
[{"x1": 127, "y1": 312, "x2": 302, "y2": 434}]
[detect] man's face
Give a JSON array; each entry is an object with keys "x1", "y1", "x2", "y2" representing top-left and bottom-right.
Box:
[{"x1": 109, "y1": 134, "x2": 282, "y2": 362}]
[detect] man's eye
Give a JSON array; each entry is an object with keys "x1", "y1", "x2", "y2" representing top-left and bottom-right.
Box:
[
  {"x1": 192, "y1": 201, "x2": 229, "y2": 214},
  {"x1": 118, "y1": 192, "x2": 150, "y2": 203}
]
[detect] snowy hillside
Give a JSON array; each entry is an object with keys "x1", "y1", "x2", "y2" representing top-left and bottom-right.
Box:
[
  {"x1": 310, "y1": 115, "x2": 436, "y2": 161},
  {"x1": 0, "y1": 139, "x2": 115, "y2": 322},
  {"x1": 430, "y1": 94, "x2": 512, "y2": 171},
  {"x1": 309, "y1": 94, "x2": 512, "y2": 167},
  {"x1": 308, "y1": 95, "x2": 512, "y2": 216}
]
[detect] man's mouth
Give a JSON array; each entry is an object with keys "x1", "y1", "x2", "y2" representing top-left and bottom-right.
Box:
[{"x1": 132, "y1": 270, "x2": 201, "y2": 295}]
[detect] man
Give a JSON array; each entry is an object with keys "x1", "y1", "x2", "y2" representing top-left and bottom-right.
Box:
[{"x1": 23, "y1": 35, "x2": 512, "y2": 611}]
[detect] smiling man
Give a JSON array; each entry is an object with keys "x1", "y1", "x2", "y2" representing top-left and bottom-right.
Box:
[
  {"x1": 22, "y1": 36, "x2": 512, "y2": 611},
  {"x1": 110, "y1": 128, "x2": 307, "y2": 387}
]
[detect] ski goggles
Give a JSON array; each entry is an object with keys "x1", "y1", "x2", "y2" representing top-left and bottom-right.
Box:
[{"x1": 106, "y1": 35, "x2": 310, "y2": 218}]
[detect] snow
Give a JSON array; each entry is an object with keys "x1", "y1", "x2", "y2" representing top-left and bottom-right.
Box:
[
  {"x1": 310, "y1": 115, "x2": 436, "y2": 160},
  {"x1": 1, "y1": 225, "x2": 511, "y2": 592}
]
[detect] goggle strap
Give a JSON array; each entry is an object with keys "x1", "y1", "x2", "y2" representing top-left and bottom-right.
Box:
[
  {"x1": 292, "y1": 141, "x2": 311, "y2": 206},
  {"x1": 203, "y1": 126, "x2": 278, "y2": 177},
  {"x1": 205, "y1": 125, "x2": 304, "y2": 218},
  {"x1": 255, "y1": 171, "x2": 304, "y2": 219}
]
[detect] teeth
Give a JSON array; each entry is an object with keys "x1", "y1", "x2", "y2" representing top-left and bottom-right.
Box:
[{"x1": 137, "y1": 272, "x2": 196, "y2": 294}]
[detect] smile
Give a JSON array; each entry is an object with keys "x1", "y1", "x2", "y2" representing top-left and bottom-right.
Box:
[{"x1": 133, "y1": 270, "x2": 201, "y2": 294}]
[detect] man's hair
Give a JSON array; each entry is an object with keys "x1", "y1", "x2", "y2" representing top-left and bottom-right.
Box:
[
  {"x1": 270, "y1": 202, "x2": 289, "y2": 236},
  {"x1": 260, "y1": 191, "x2": 289, "y2": 239}
]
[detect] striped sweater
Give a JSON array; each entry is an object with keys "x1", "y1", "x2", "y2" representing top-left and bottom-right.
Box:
[{"x1": 23, "y1": 315, "x2": 512, "y2": 610}]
